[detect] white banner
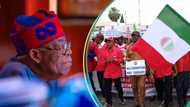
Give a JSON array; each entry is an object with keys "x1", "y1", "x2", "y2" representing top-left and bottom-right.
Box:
[{"x1": 126, "y1": 60, "x2": 146, "y2": 76}]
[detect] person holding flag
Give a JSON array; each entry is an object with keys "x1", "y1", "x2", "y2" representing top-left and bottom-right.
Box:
[
  {"x1": 103, "y1": 37, "x2": 125, "y2": 107},
  {"x1": 94, "y1": 33, "x2": 106, "y2": 99},
  {"x1": 88, "y1": 38, "x2": 97, "y2": 91},
  {"x1": 126, "y1": 31, "x2": 147, "y2": 107},
  {"x1": 129, "y1": 4, "x2": 190, "y2": 107},
  {"x1": 131, "y1": 4, "x2": 190, "y2": 78}
]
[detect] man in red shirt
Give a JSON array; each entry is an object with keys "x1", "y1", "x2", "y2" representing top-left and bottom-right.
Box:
[
  {"x1": 153, "y1": 66, "x2": 173, "y2": 107},
  {"x1": 88, "y1": 39, "x2": 97, "y2": 91},
  {"x1": 94, "y1": 34, "x2": 106, "y2": 98},
  {"x1": 174, "y1": 52, "x2": 190, "y2": 107},
  {"x1": 103, "y1": 37, "x2": 125, "y2": 107}
]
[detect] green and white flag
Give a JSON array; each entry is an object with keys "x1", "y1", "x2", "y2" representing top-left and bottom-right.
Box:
[{"x1": 132, "y1": 4, "x2": 190, "y2": 70}]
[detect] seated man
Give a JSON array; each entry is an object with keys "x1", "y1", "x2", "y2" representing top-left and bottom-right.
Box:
[
  {"x1": 0, "y1": 9, "x2": 95, "y2": 107},
  {"x1": 0, "y1": 9, "x2": 72, "y2": 100}
]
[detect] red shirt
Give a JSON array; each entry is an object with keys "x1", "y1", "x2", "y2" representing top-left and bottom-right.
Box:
[
  {"x1": 176, "y1": 52, "x2": 190, "y2": 72},
  {"x1": 104, "y1": 46, "x2": 122, "y2": 79},
  {"x1": 95, "y1": 43, "x2": 106, "y2": 71}
]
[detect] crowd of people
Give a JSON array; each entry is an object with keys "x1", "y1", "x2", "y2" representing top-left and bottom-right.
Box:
[{"x1": 88, "y1": 32, "x2": 190, "y2": 107}]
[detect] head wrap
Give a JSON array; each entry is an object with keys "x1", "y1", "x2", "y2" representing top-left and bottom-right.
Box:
[{"x1": 10, "y1": 9, "x2": 65, "y2": 55}]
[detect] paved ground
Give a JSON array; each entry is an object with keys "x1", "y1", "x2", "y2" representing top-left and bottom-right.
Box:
[{"x1": 96, "y1": 92, "x2": 183, "y2": 107}]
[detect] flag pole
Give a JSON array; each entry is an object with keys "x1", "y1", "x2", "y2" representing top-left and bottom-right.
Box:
[{"x1": 138, "y1": 0, "x2": 141, "y2": 31}]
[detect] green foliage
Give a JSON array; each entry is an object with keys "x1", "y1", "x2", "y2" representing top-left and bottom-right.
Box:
[{"x1": 108, "y1": 7, "x2": 121, "y2": 22}]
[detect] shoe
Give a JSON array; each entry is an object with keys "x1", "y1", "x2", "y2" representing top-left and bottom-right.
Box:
[
  {"x1": 158, "y1": 100, "x2": 165, "y2": 107},
  {"x1": 120, "y1": 99, "x2": 126, "y2": 105},
  {"x1": 99, "y1": 97, "x2": 106, "y2": 104},
  {"x1": 104, "y1": 102, "x2": 113, "y2": 107},
  {"x1": 133, "y1": 105, "x2": 140, "y2": 107}
]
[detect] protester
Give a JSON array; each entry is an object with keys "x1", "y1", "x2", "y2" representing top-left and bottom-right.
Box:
[
  {"x1": 153, "y1": 66, "x2": 173, "y2": 107},
  {"x1": 116, "y1": 36, "x2": 127, "y2": 65},
  {"x1": 94, "y1": 33, "x2": 106, "y2": 98},
  {"x1": 88, "y1": 38, "x2": 97, "y2": 91},
  {"x1": 103, "y1": 37, "x2": 125, "y2": 107},
  {"x1": 126, "y1": 31, "x2": 146, "y2": 107},
  {"x1": 174, "y1": 52, "x2": 190, "y2": 107}
]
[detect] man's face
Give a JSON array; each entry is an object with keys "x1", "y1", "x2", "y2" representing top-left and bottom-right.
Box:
[
  {"x1": 107, "y1": 40, "x2": 114, "y2": 49},
  {"x1": 131, "y1": 31, "x2": 141, "y2": 43},
  {"x1": 118, "y1": 37, "x2": 123, "y2": 46},
  {"x1": 132, "y1": 35, "x2": 140, "y2": 43},
  {"x1": 39, "y1": 37, "x2": 72, "y2": 79},
  {"x1": 95, "y1": 37, "x2": 103, "y2": 44}
]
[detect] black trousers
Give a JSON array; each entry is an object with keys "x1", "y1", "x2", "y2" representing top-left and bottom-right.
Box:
[
  {"x1": 174, "y1": 72, "x2": 190, "y2": 107},
  {"x1": 104, "y1": 78, "x2": 124, "y2": 105},
  {"x1": 154, "y1": 76, "x2": 173, "y2": 107},
  {"x1": 97, "y1": 71, "x2": 105, "y2": 97},
  {"x1": 155, "y1": 78, "x2": 164, "y2": 101},
  {"x1": 89, "y1": 71, "x2": 105, "y2": 96},
  {"x1": 89, "y1": 72, "x2": 95, "y2": 91},
  {"x1": 163, "y1": 76, "x2": 173, "y2": 107}
]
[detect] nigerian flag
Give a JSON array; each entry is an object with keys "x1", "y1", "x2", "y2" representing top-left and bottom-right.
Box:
[{"x1": 132, "y1": 4, "x2": 190, "y2": 70}]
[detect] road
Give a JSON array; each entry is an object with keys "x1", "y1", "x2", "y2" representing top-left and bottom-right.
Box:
[{"x1": 96, "y1": 92, "x2": 181, "y2": 107}]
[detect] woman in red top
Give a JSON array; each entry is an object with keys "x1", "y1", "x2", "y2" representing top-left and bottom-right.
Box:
[{"x1": 103, "y1": 37, "x2": 125, "y2": 107}]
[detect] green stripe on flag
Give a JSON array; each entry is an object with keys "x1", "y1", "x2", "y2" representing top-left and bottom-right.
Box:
[{"x1": 158, "y1": 5, "x2": 190, "y2": 45}]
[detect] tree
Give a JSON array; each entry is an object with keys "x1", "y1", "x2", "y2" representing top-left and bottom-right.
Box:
[{"x1": 108, "y1": 7, "x2": 121, "y2": 22}]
